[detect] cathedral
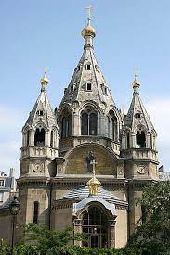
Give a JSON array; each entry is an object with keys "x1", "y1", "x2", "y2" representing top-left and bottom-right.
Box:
[{"x1": 0, "y1": 15, "x2": 159, "y2": 249}]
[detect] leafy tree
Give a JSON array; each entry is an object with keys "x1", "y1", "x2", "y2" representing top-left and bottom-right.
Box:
[
  {"x1": 128, "y1": 181, "x2": 170, "y2": 254},
  {"x1": 15, "y1": 224, "x2": 83, "y2": 255}
]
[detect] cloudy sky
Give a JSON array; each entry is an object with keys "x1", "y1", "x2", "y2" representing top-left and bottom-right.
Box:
[{"x1": 0, "y1": 0, "x2": 170, "y2": 177}]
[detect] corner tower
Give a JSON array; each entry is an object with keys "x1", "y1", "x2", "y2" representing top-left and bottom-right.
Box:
[
  {"x1": 121, "y1": 76, "x2": 159, "y2": 179},
  {"x1": 20, "y1": 72, "x2": 59, "y2": 177},
  {"x1": 58, "y1": 15, "x2": 122, "y2": 157}
]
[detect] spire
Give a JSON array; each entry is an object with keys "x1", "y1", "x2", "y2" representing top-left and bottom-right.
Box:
[
  {"x1": 40, "y1": 70, "x2": 48, "y2": 92},
  {"x1": 87, "y1": 157, "x2": 101, "y2": 196},
  {"x1": 125, "y1": 75, "x2": 155, "y2": 133},
  {"x1": 81, "y1": 5, "x2": 96, "y2": 48},
  {"x1": 23, "y1": 71, "x2": 57, "y2": 130}
]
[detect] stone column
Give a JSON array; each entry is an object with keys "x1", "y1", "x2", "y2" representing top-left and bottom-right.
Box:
[
  {"x1": 108, "y1": 218, "x2": 116, "y2": 248},
  {"x1": 30, "y1": 130, "x2": 34, "y2": 146},
  {"x1": 131, "y1": 133, "x2": 136, "y2": 148},
  {"x1": 146, "y1": 133, "x2": 151, "y2": 148},
  {"x1": 73, "y1": 219, "x2": 82, "y2": 246},
  {"x1": 45, "y1": 130, "x2": 50, "y2": 147},
  {"x1": 122, "y1": 134, "x2": 126, "y2": 149},
  {"x1": 73, "y1": 113, "x2": 79, "y2": 136}
]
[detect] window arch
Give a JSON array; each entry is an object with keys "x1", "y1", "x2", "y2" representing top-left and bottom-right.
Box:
[
  {"x1": 34, "y1": 128, "x2": 45, "y2": 146},
  {"x1": 61, "y1": 114, "x2": 72, "y2": 138},
  {"x1": 33, "y1": 201, "x2": 39, "y2": 224},
  {"x1": 81, "y1": 109, "x2": 98, "y2": 135},
  {"x1": 136, "y1": 130, "x2": 146, "y2": 148},
  {"x1": 109, "y1": 111, "x2": 118, "y2": 141},
  {"x1": 82, "y1": 206, "x2": 109, "y2": 248}
]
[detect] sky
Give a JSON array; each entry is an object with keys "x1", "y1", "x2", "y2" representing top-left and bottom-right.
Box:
[{"x1": 0, "y1": 0, "x2": 170, "y2": 177}]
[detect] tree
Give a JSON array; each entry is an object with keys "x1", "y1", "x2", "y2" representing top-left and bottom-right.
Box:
[
  {"x1": 15, "y1": 224, "x2": 83, "y2": 255},
  {"x1": 128, "y1": 181, "x2": 170, "y2": 254}
]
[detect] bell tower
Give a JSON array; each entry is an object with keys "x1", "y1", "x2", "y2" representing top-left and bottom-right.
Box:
[
  {"x1": 121, "y1": 76, "x2": 159, "y2": 236},
  {"x1": 20, "y1": 72, "x2": 59, "y2": 177},
  {"x1": 121, "y1": 75, "x2": 159, "y2": 180}
]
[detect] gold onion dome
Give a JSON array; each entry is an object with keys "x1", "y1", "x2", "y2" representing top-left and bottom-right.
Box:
[
  {"x1": 87, "y1": 175, "x2": 101, "y2": 196},
  {"x1": 40, "y1": 71, "x2": 48, "y2": 92},
  {"x1": 132, "y1": 75, "x2": 140, "y2": 91},
  {"x1": 81, "y1": 23, "x2": 96, "y2": 38},
  {"x1": 40, "y1": 71, "x2": 48, "y2": 85}
]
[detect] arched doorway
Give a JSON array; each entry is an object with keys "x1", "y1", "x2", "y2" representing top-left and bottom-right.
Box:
[{"x1": 82, "y1": 206, "x2": 109, "y2": 248}]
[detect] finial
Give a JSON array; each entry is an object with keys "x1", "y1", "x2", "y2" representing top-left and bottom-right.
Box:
[
  {"x1": 132, "y1": 70, "x2": 140, "y2": 93},
  {"x1": 81, "y1": 5, "x2": 96, "y2": 42},
  {"x1": 40, "y1": 69, "x2": 48, "y2": 92},
  {"x1": 87, "y1": 156, "x2": 101, "y2": 196}
]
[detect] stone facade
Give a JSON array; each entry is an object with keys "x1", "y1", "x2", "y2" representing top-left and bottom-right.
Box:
[{"x1": 0, "y1": 17, "x2": 160, "y2": 248}]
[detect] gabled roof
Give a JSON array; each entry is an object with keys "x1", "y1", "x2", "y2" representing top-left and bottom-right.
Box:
[{"x1": 62, "y1": 185, "x2": 128, "y2": 207}]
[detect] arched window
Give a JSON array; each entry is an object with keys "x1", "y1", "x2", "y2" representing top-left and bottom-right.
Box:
[
  {"x1": 109, "y1": 111, "x2": 118, "y2": 141},
  {"x1": 81, "y1": 109, "x2": 98, "y2": 135},
  {"x1": 34, "y1": 128, "x2": 45, "y2": 146},
  {"x1": 61, "y1": 114, "x2": 72, "y2": 138},
  {"x1": 33, "y1": 201, "x2": 39, "y2": 224},
  {"x1": 82, "y1": 206, "x2": 108, "y2": 248},
  {"x1": 136, "y1": 131, "x2": 146, "y2": 148},
  {"x1": 50, "y1": 130, "x2": 53, "y2": 147},
  {"x1": 81, "y1": 112, "x2": 88, "y2": 135}
]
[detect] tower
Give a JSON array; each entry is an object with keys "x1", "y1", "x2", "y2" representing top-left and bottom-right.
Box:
[
  {"x1": 57, "y1": 14, "x2": 123, "y2": 176},
  {"x1": 18, "y1": 73, "x2": 59, "y2": 226},
  {"x1": 20, "y1": 72, "x2": 59, "y2": 178},
  {"x1": 122, "y1": 75, "x2": 159, "y2": 179},
  {"x1": 121, "y1": 76, "x2": 159, "y2": 235}
]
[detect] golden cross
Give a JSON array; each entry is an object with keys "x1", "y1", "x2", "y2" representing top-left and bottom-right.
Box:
[
  {"x1": 85, "y1": 5, "x2": 93, "y2": 24},
  {"x1": 134, "y1": 66, "x2": 139, "y2": 81}
]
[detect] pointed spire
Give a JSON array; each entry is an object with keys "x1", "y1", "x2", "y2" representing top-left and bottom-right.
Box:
[
  {"x1": 81, "y1": 6, "x2": 96, "y2": 48},
  {"x1": 87, "y1": 157, "x2": 101, "y2": 196},
  {"x1": 40, "y1": 70, "x2": 48, "y2": 92}
]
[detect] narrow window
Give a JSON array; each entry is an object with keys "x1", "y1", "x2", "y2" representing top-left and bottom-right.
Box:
[
  {"x1": 50, "y1": 131, "x2": 53, "y2": 147},
  {"x1": 34, "y1": 128, "x2": 45, "y2": 146},
  {"x1": 136, "y1": 131, "x2": 146, "y2": 148},
  {"x1": 86, "y1": 64, "x2": 91, "y2": 70},
  {"x1": 89, "y1": 113, "x2": 97, "y2": 135},
  {"x1": 33, "y1": 201, "x2": 39, "y2": 224},
  {"x1": 40, "y1": 110, "x2": 44, "y2": 116},
  {"x1": 81, "y1": 112, "x2": 88, "y2": 135},
  {"x1": 27, "y1": 131, "x2": 30, "y2": 146},
  {"x1": 81, "y1": 111, "x2": 98, "y2": 136},
  {"x1": 104, "y1": 87, "x2": 107, "y2": 95},
  {"x1": 135, "y1": 113, "x2": 141, "y2": 119},
  {"x1": 86, "y1": 83, "x2": 92, "y2": 91},
  {"x1": 61, "y1": 115, "x2": 72, "y2": 138},
  {"x1": 0, "y1": 180, "x2": 4, "y2": 186},
  {"x1": 127, "y1": 133, "x2": 130, "y2": 148},
  {"x1": 111, "y1": 116, "x2": 117, "y2": 141}
]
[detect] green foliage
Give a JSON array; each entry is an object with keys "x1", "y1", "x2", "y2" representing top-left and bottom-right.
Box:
[
  {"x1": 128, "y1": 181, "x2": 170, "y2": 254},
  {"x1": 0, "y1": 240, "x2": 10, "y2": 255}
]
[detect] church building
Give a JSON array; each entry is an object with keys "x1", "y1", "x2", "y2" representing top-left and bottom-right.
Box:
[{"x1": 0, "y1": 15, "x2": 159, "y2": 249}]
